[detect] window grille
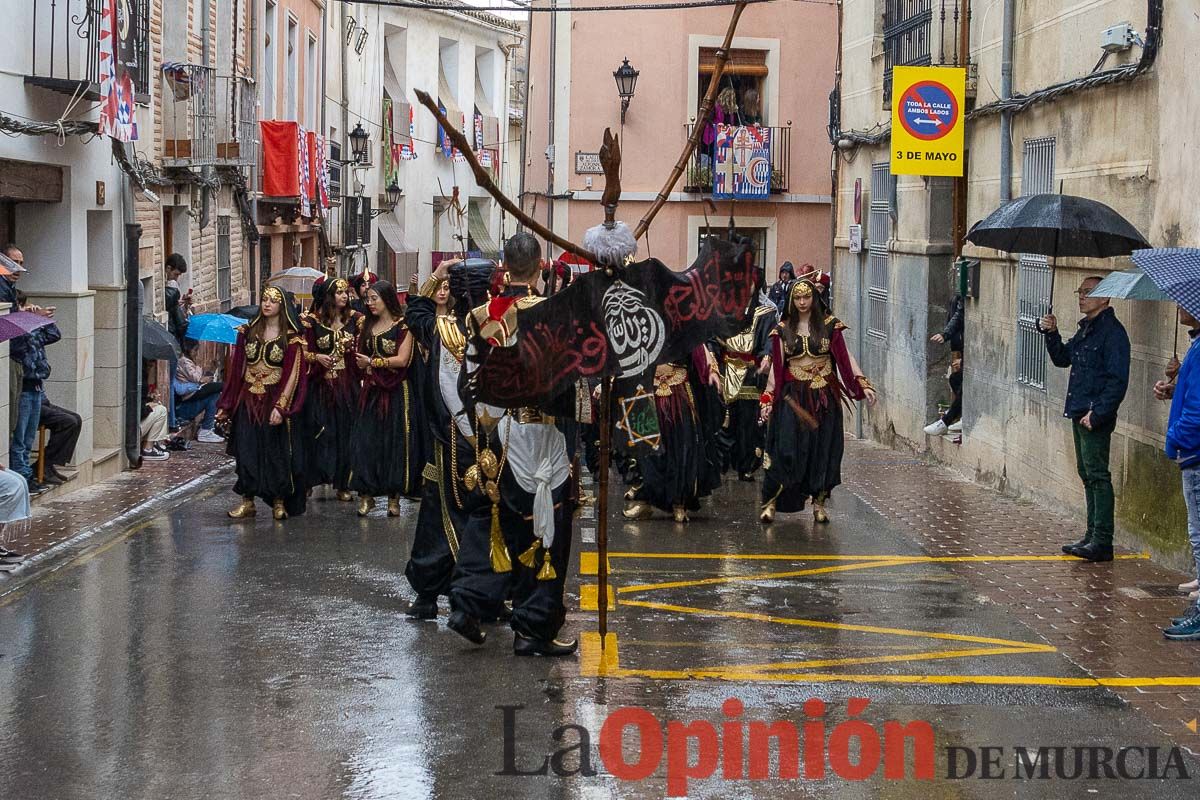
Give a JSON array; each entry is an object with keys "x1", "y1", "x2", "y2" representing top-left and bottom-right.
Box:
[
  {"x1": 217, "y1": 216, "x2": 232, "y2": 311},
  {"x1": 868, "y1": 162, "x2": 892, "y2": 339},
  {"x1": 1015, "y1": 137, "x2": 1056, "y2": 388},
  {"x1": 883, "y1": 0, "x2": 933, "y2": 106}
]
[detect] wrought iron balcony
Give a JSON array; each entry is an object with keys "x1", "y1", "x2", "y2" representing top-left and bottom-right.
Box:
[
  {"x1": 682, "y1": 124, "x2": 791, "y2": 195},
  {"x1": 162, "y1": 66, "x2": 257, "y2": 168},
  {"x1": 883, "y1": 0, "x2": 934, "y2": 105},
  {"x1": 28, "y1": 0, "x2": 150, "y2": 99}
]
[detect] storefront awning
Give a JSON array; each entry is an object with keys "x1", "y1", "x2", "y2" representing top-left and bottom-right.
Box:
[
  {"x1": 376, "y1": 215, "x2": 418, "y2": 254},
  {"x1": 467, "y1": 203, "x2": 498, "y2": 256}
]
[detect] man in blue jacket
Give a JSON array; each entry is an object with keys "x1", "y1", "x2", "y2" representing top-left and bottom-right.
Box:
[
  {"x1": 1041, "y1": 276, "x2": 1131, "y2": 562},
  {"x1": 1156, "y1": 305, "x2": 1200, "y2": 639},
  {"x1": 9, "y1": 292, "x2": 61, "y2": 496}
]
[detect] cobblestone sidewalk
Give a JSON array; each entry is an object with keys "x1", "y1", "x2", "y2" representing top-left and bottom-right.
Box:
[
  {"x1": 2, "y1": 444, "x2": 232, "y2": 567},
  {"x1": 841, "y1": 438, "x2": 1200, "y2": 743}
]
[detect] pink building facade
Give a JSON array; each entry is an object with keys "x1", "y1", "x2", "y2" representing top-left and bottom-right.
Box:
[{"x1": 523, "y1": 0, "x2": 836, "y2": 276}]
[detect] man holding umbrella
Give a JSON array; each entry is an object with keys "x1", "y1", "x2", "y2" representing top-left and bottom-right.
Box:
[{"x1": 1041, "y1": 276, "x2": 1130, "y2": 562}]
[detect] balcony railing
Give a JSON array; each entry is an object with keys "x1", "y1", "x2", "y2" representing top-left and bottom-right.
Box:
[
  {"x1": 29, "y1": 0, "x2": 150, "y2": 98},
  {"x1": 682, "y1": 124, "x2": 791, "y2": 195},
  {"x1": 162, "y1": 66, "x2": 257, "y2": 168}
]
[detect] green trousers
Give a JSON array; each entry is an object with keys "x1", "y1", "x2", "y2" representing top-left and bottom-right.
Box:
[{"x1": 1072, "y1": 419, "x2": 1115, "y2": 547}]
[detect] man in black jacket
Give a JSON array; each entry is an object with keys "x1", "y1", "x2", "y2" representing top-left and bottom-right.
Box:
[{"x1": 1041, "y1": 276, "x2": 1131, "y2": 562}]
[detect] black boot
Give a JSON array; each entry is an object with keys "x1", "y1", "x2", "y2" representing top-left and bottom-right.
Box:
[
  {"x1": 447, "y1": 610, "x2": 486, "y2": 645},
  {"x1": 1061, "y1": 536, "x2": 1090, "y2": 555},
  {"x1": 1072, "y1": 542, "x2": 1114, "y2": 563},
  {"x1": 407, "y1": 595, "x2": 438, "y2": 620},
  {"x1": 513, "y1": 633, "x2": 578, "y2": 657}
]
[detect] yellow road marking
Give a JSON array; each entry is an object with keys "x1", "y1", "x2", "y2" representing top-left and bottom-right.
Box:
[
  {"x1": 589, "y1": 668, "x2": 1200, "y2": 688},
  {"x1": 580, "y1": 632, "x2": 619, "y2": 674},
  {"x1": 617, "y1": 559, "x2": 920, "y2": 595},
  {"x1": 618, "y1": 599, "x2": 1055, "y2": 651},
  {"x1": 580, "y1": 583, "x2": 616, "y2": 611},
  {"x1": 713, "y1": 645, "x2": 1048, "y2": 673},
  {"x1": 603, "y1": 552, "x2": 1150, "y2": 563}
]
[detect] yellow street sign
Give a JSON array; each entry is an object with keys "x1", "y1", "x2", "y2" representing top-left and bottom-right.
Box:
[{"x1": 890, "y1": 66, "x2": 966, "y2": 177}]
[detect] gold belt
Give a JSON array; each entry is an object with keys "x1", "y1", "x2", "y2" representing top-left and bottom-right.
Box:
[
  {"x1": 787, "y1": 358, "x2": 832, "y2": 389},
  {"x1": 515, "y1": 407, "x2": 556, "y2": 425},
  {"x1": 655, "y1": 365, "x2": 689, "y2": 397},
  {"x1": 246, "y1": 362, "x2": 282, "y2": 394}
]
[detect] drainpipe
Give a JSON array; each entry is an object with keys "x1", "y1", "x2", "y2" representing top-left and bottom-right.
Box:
[
  {"x1": 341, "y1": 2, "x2": 351, "y2": 274},
  {"x1": 247, "y1": 0, "x2": 259, "y2": 300},
  {"x1": 517, "y1": 15, "x2": 532, "y2": 226},
  {"x1": 545, "y1": 0, "x2": 556, "y2": 248},
  {"x1": 200, "y1": 0, "x2": 214, "y2": 228},
  {"x1": 123, "y1": 222, "x2": 144, "y2": 466},
  {"x1": 998, "y1": 0, "x2": 1014, "y2": 201}
]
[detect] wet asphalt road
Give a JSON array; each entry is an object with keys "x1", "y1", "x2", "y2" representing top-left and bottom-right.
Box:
[{"x1": 0, "y1": 471, "x2": 1196, "y2": 799}]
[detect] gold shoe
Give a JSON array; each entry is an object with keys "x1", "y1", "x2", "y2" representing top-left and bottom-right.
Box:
[
  {"x1": 336, "y1": 490, "x2": 353, "y2": 502},
  {"x1": 228, "y1": 498, "x2": 256, "y2": 519},
  {"x1": 387, "y1": 495, "x2": 401, "y2": 516},
  {"x1": 357, "y1": 495, "x2": 373, "y2": 516},
  {"x1": 813, "y1": 506, "x2": 830, "y2": 524},
  {"x1": 672, "y1": 505, "x2": 689, "y2": 524},
  {"x1": 759, "y1": 503, "x2": 775, "y2": 524},
  {"x1": 273, "y1": 499, "x2": 287, "y2": 520},
  {"x1": 623, "y1": 501, "x2": 653, "y2": 520}
]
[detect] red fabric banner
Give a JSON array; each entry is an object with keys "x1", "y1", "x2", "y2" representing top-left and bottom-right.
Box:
[{"x1": 260, "y1": 120, "x2": 300, "y2": 197}]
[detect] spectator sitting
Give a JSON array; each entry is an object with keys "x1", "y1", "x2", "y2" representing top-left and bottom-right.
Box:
[
  {"x1": 9, "y1": 291, "x2": 60, "y2": 496},
  {"x1": 35, "y1": 396, "x2": 81, "y2": 487},
  {"x1": 0, "y1": 466, "x2": 31, "y2": 570},
  {"x1": 140, "y1": 394, "x2": 171, "y2": 462},
  {"x1": 173, "y1": 338, "x2": 225, "y2": 443}
]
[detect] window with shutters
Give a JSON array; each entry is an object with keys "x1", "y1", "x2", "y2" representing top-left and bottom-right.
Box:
[
  {"x1": 868, "y1": 162, "x2": 892, "y2": 339},
  {"x1": 342, "y1": 196, "x2": 372, "y2": 247},
  {"x1": 217, "y1": 216, "x2": 232, "y2": 311},
  {"x1": 1015, "y1": 137, "x2": 1056, "y2": 389}
]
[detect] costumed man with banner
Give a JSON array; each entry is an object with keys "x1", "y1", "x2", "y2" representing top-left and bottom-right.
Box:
[
  {"x1": 447, "y1": 233, "x2": 580, "y2": 656},
  {"x1": 403, "y1": 258, "x2": 492, "y2": 620}
]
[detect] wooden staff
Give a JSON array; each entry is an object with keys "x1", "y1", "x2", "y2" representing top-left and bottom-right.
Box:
[
  {"x1": 413, "y1": 90, "x2": 600, "y2": 265},
  {"x1": 633, "y1": 0, "x2": 748, "y2": 240},
  {"x1": 598, "y1": 375, "x2": 613, "y2": 647}
]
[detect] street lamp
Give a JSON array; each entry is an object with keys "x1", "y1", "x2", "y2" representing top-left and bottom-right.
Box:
[
  {"x1": 348, "y1": 122, "x2": 371, "y2": 164},
  {"x1": 613, "y1": 57, "x2": 639, "y2": 124},
  {"x1": 370, "y1": 182, "x2": 402, "y2": 218}
]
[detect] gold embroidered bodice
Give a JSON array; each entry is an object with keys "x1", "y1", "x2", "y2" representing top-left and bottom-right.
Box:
[
  {"x1": 243, "y1": 332, "x2": 288, "y2": 394},
  {"x1": 778, "y1": 322, "x2": 834, "y2": 389},
  {"x1": 363, "y1": 321, "x2": 404, "y2": 360},
  {"x1": 436, "y1": 315, "x2": 467, "y2": 363}
]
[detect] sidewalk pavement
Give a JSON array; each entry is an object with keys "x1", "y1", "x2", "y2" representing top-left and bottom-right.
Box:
[
  {"x1": 2, "y1": 444, "x2": 232, "y2": 568},
  {"x1": 841, "y1": 439, "x2": 1200, "y2": 742}
]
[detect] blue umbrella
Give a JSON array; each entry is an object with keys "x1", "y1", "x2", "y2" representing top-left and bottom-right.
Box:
[
  {"x1": 1088, "y1": 268, "x2": 1171, "y2": 302},
  {"x1": 1131, "y1": 248, "x2": 1200, "y2": 359},
  {"x1": 186, "y1": 313, "x2": 245, "y2": 344}
]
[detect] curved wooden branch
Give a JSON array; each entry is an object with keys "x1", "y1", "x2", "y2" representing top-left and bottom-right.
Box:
[
  {"x1": 414, "y1": 89, "x2": 600, "y2": 264},
  {"x1": 633, "y1": 0, "x2": 748, "y2": 240}
]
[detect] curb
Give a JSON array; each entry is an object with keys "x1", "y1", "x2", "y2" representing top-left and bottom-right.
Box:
[{"x1": 0, "y1": 461, "x2": 232, "y2": 602}]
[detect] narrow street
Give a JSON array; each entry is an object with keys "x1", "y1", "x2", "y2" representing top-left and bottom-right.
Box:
[{"x1": 0, "y1": 439, "x2": 1196, "y2": 798}]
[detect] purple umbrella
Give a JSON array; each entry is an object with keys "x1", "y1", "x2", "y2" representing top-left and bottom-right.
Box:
[{"x1": 0, "y1": 311, "x2": 54, "y2": 344}]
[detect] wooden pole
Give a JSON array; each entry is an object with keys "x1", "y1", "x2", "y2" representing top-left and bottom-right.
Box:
[
  {"x1": 632, "y1": 0, "x2": 749, "y2": 240},
  {"x1": 597, "y1": 375, "x2": 612, "y2": 647}
]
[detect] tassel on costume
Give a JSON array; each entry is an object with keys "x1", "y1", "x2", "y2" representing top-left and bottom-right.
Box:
[
  {"x1": 537, "y1": 549, "x2": 557, "y2": 581},
  {"x1": 489, "y1": 504, "x2": 512, "y2": 573},
  {"x1": 518, "y1": 540, "x2": 541, "y2": 569}
]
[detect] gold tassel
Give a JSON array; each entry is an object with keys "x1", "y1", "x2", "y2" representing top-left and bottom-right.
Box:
[
  {"x1": 537, "y1": 549, "x2": 557, "y2": 581},
  {"x1": 489, "y1": 504, "x2": 512, "y2": 573},
  {"x1": 518, "y1": 540, "x2": 541, "y2": 569}
]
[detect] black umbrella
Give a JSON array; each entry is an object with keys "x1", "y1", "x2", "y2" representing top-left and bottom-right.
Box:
[
  {"x1": 967, "y1": 193, "x2": 1150, "y2": 316},
  {"x1": 142, "y1": 316, "x2": 181, "y2": 362},
  {"x1": 228, "y1": 304, "x2": 259, "y2": 320}
]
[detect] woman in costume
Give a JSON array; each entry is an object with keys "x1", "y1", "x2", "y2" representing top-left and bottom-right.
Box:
[
  {"x1": 349, "y1": 280, "x2": 418, "y2": 516},
  {"x1": 301, "y1": 278, "x2": 361, "y2": 501},
  {"x1": 758, "y1": 278, "x2": 876, "y2": 524},
  {"x1": 623, "y1": 346, "x2": 723, "y2": 524},
  {"x1": 217, "y1": 287, "x2": 309, "y2": 520}
]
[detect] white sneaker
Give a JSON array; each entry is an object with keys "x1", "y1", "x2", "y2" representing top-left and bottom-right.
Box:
[
  {"x1": 1182, "y1": 579, "x2": 1200, "y2": 593},
  {"x1": 923, "y1": 419, "x2": 948, "y2": 436},
  {"x1": 197, "y1": 428, "x2": 226, "y2": 444},
  {"x1": 948, "y1": 420, "x2": 963, "y2": 432}
]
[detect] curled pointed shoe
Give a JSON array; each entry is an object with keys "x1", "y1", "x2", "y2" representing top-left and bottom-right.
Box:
[
  {"x1": 387, "y1": 496, "x2": 402, "y2": 517},
  {"x1": 623, "y1": 485, "x2": 641, "y2": 502},
  {"x1": 513, "y1": 633, "x2": 578, "y2": 657},
  {"x1": 813, "y1": 506, "x2": 830, "y2": 524},
  {"x1": 272, "y1": 500, "x2": 288, "y2": 520},
  {"x1": 623, "y1": 501, "x2": 653, "y2": 520},
  {"x1": 228, "y1": 499, "x2": 256, "y2": 519},
  {"x1": 407, "y1": 596, "x2": 438, "y2": 620},
  {"x1": 759, "y1": 504, "x2": 775, "y2": 524},
  {"x1": 336, "y1": 490, "x2": 354, "y2": 502},
  {"x1": 357, "y1": 496, "x2": 373, "y2": 517},
  {"x1": 672, "y1": 505, "x2": 689, "y2": 524},
  {"x1": 447, "y1": 610, "x2": 486, "y2": 645}
]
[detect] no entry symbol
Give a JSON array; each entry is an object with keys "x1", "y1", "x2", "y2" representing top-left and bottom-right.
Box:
[{"x1": 898, "y1": 81, "x2": 959, "y2": 142}]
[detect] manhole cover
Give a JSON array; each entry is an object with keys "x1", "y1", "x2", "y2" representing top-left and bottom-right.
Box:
[{"x1": 1121, "y1": 585, "x2": 1184, "y2": 600}]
